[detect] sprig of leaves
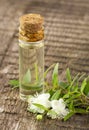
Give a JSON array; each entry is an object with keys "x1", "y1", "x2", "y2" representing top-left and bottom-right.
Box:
[
  {"x1": 45, "y1": 63, "x2": 89, "y2": 120},
  {"x1": 9, "y1": 63, "x2": 89, "y2": 121},
  {"x1": 52, "y1": 63, "x2": 59, "y2": 89},
  {"x1": 22, "y1": 69, "x2": 31, "y2": 84},
  {"x1": 9, "y1": 79, "x2": 19, "y2": 89},
  {"x1": 9, "y1": 64, "x2": 42, "y2": 90}
]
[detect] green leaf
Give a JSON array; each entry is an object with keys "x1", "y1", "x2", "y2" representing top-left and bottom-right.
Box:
[
  {"x1": 81, "y1": 78, "x2": 87, "y2": 93},
  {"x1": 86, "y1": 106, "x2": 89, "y2": 111},
  {"x1": 51, "y1": 90, "x2": 61, "y2": 100},
  {"x1": 52, "y1": 63, "x2": 59, "y2": 88},
  {"x1": 70, "y1": 73, "x2": 80, "y2": 87},
  {"x1": 69, "y1": 101, "x2": 74, "y2": 110},
  {"x1": 35, "y1": 63, "x2": 39, "y2": 81},
  {"x1": 33, "y1": 103, "x2": 48, "y2": 111},
  {"x1": 48, "y1": 109, "x2": 57, "y2": 115},
  {"x1": 70, "y1": 93, "x2": 81, "y2": 100},
  {"x1": 78, "y1": 73, "x2": 86, "y2": 81},
  {"x1": 75, "y1": 108, "x2": 88, "y2": 114},
  {"x1": 44, "y1": 64, "x2": 55, "y2": 78},
  {"x1": 64, "y1": 111, "x2": 75, "y2": 121},
  {"x1": 59, "y1": 81, "x2": 68, "y2": 89},
  {"x1": 65, "y1": 92, "x2": 81, "y2": 105},
  {"x1": 83, "y1": 79, "x2": 89, "y2": 96},
  {"x1": 73, "y1": 84, "x2": 78, "y2": 92},
  {"x1": 48, "y1": 89, "x2": 55, "y2": 98},
  {"x1": 21, "y1": 81, "x2": 43, "y2": 90},
  {"x1": 23, "y1": 69, "x2": 31, "y2": 84},
  {"x1": 67, "y1": 73, "x2": 80, "y2": 91},
  {"x1": 66, "y1": 68, "x2": 72, "y2": 83},
  {"x1": 9, "y1": 80, "x2": 19, "y2": 87},
  {"x1": 63, "y1": 93, "x2": 70, "y2": 99}
]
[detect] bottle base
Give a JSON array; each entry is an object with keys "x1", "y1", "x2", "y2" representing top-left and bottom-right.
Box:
[{"x1": 20, "y1": 93, "x2": 28, "y2": 101}]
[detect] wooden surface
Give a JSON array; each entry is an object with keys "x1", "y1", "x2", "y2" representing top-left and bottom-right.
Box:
[{"x1": 0, "y1": 0, "x2": 89, "y2": 130}]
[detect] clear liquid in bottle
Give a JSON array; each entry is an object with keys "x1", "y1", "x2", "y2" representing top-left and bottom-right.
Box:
[{"x1": 19, "y1": 40, "x2": 44, "y2": 101}]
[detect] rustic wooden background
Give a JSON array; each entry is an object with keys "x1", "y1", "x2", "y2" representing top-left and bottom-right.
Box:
[{"x1": 0, "y1": 0, "x2": 89, "y2": 130}]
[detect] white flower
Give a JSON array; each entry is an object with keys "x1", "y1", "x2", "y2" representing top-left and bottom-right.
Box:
[
  {"x1": 28, "y1": 93, "x2": 51, "y2": 113},
  {"x1": 48, "y1": 98, "x2": 69, "y2": 119},
  {"x1": 27, "y1": 93, "x2": 69, "y2": 120}
]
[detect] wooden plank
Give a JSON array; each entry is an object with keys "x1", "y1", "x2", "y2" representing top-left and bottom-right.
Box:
[
  {"x1": 0, "y1": 30, "x2": 14, "y2": 54},
  {"x1": 0, "y1": 30, "x2": 14, "y2": 66},
  {"x1": 0, "y1": 0, "x2": 89, "y2": 130},
  {"x1": 0, "y1": 0, "x2": 30, "y2": 30}
]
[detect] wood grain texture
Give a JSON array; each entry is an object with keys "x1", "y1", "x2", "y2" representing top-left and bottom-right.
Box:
[{"x1": 0, "y1": 0, "x2": 89, "y2": 130}]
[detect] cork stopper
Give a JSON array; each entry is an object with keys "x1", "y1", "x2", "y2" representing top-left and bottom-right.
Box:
[
  {"x1": 19, "y1": 14, "x2": 44, "y2": 42},
  {"x1": 19, "y1": 13, "x2": 44, "y2": 33}
]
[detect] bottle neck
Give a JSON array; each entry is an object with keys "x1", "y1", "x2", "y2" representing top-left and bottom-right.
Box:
[
  {"x1": 19, "y1": 39, "x2": 44, "y2": 49},
  {"x1": 19, "y1": 39, "x2": 44, "y2": 45}
]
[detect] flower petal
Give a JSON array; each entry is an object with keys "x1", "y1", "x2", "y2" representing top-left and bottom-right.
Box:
[{"x1": 28, "y1": 93, "x2": 51, "y2": 114}]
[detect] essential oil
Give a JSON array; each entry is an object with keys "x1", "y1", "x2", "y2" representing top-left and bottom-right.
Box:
[{"x1": 19, "y1": 14, "x2": 44, "y2": 101}]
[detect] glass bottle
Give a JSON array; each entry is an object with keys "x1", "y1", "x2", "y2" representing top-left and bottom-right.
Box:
[{"x1": 19, "y1": 14, "x2": 44, "y2": 101}]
